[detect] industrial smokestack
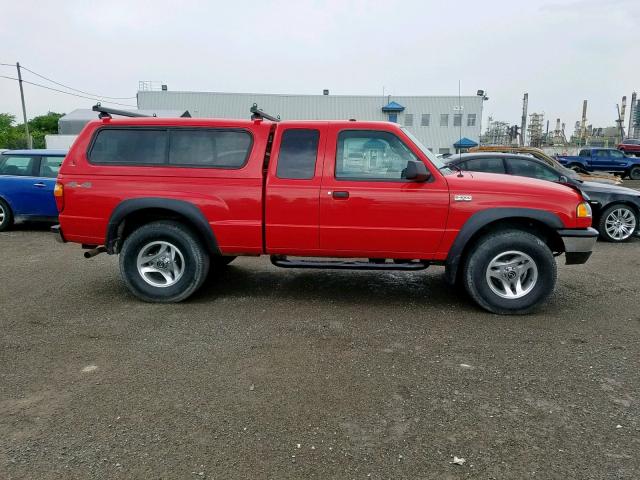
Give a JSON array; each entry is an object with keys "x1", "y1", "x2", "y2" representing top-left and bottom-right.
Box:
[
  {"x1": 629, "y1": 92, "x2": 637, "y2": 138},
  {"x1": 520, "y1": 93, "x2": 528, "y2": 146},
  {"x1": 581, "y1": 100, "x2": 588, "y2": 142}
]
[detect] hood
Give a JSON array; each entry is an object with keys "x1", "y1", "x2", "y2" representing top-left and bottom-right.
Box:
[
  {"x1": 445, "y1": 171, "x2": 585, "y2": 198},
  {"x1": 580, "y1": 181, "x2": 640, "y2": 197}
]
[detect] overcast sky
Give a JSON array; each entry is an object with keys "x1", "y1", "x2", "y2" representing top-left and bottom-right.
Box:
[{"x1": 1, "y1": 0, "x2": 638, "y2": 131}]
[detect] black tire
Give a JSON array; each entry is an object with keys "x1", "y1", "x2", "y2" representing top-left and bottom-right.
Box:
[
  {"x1": 569, "y1": 164, "x2": 585, "y2": 173},
  {"x1": 119, "y1": 221, "x2": 209, "y2": 302},
  {"x1": 0, "y1": 198, "x2": 13, "y2": 232},
  {"x1": 629, "y1": 166, "x2": 640, "y2": 180},
  {"x1": 598, "y1": 204, "x2": 638, "y2": 243},
  {"x1": 462, "y1": 230, "x2": 557, "y2": 315},
  {"x1": 213, "y1": 255, "x2": 237, "y2": 267}
]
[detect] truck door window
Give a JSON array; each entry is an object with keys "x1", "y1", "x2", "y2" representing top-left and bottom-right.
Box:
[
  {"x1": 335, "y1": 130, "x2": 417, "y2": 181},
  {"x1": 610, "y1": 150, "x2": 624, "y2": 159},
  {"x1": 276, "y1": 129, "x2": 320, "y2": 179}
]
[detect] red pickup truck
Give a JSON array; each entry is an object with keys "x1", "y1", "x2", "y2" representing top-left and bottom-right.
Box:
[{"x1": 52, "y1": 106, "x2": 597, "y2": 314}]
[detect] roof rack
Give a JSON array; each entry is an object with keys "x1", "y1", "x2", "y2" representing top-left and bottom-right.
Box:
[
  {"x1": 250, "y1": 103, "x2": 280, "y2": 122},
  {"x1": 92, "y1": 103, "x2": 152, "y2": 119}
]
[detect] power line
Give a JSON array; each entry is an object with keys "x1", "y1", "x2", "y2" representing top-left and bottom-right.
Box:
[
  {"x1": 0, "y1": 74, "x2": 137, "y2": 107},
  {"x1": 19, "y1": 65, "x2": 137, "y2": 100},
  {"x1": 0, "y1": 62, "x2": 136, "y2": 100}
]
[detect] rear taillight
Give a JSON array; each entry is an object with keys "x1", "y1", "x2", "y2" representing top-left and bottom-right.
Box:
[{"x1": 54, "y1": 182, "x2": 64, "y2": 212}]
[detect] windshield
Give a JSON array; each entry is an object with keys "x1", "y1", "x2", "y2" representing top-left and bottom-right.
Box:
[{"x1": 400, "y1": 127, "x2": 452, "y2": 173}]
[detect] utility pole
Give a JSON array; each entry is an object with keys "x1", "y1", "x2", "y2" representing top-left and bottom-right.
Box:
[{"x1": 16, "y1": 62, "x2": 32, "y2": 149}]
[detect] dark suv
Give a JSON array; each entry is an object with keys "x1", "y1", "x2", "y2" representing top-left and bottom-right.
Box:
[{"x1": 446, "y1": 152, "x2": 640, "y2": 242}]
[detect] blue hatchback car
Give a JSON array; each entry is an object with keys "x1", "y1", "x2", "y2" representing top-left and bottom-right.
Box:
[{"x1": 0, "y1": 149, "x2": 67, "y2": 231}]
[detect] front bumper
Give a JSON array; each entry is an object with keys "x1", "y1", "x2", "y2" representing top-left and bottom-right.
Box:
[
  {"x1": 51, "y1": 224, "x2": 66, "y2": 243},
  {"x1": 557, "y1": 227, "x2": 598, "y2": 264}
]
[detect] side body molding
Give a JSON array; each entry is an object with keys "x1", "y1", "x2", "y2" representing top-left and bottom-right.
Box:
[
  {"x1": 444, "y1": 208, "x2": 564, "y2": 285},
  {"x1": 105, "y1": 198, "x2": 220, "y2": 255}
]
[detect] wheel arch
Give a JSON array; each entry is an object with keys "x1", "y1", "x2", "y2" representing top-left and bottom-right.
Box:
[
  {"x1": 444, "y1": 208, "x2": 564, "y2": 285},
  {"x1": 106, "y1": 198, "x2": 221, "y2": 256},
  {"x1": 598, "y1": 200, "x2": 640, "y2": 219}
]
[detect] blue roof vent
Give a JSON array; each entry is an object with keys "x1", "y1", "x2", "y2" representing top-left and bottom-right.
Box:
[
  {"x1": 381, "y1": 101, "x2": 405, "y2": 112},
  {"x1": 453, "y1": 137, "x2": 479, "y2": 148}
]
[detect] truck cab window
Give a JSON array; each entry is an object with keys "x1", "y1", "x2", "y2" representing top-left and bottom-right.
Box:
[
  {"x1": 276, "y1": 129, "x2": 320, "y2": 179},
  {"x1": 335, "y1": 130, "x2": 417, "y2": 181}
]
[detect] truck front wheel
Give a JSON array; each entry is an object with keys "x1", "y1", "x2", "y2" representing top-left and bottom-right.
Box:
[
  {"x1": 629, "y1": 166, "x2": 640, "y2": 180},
  {"x1": 462, "y1": 230, "x2": 557, "y2": 315},
  {"x1": 119, "y1": 221, "x2": 209, "y2": 302}
]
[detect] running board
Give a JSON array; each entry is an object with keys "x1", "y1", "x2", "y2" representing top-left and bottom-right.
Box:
[{"x1": 270, "y1": 256, "x2": 428, "y2": 271}]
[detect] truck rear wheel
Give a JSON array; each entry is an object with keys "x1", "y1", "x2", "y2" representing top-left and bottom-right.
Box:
[
  {"x1": 119, "y1": 221, "x2": 209, "y2": 302},
  {"x1": 462, "y1": 230, "x2": 557, "y2": 315}
]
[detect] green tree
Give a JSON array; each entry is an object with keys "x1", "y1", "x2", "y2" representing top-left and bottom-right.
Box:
[
  {"x1": 29, "y1": 111, "x2": 63, "y2": 133},
  {"x1": 0, "y1": 111, "x2": 64, "y2": 149},
  {"x1": 0, "y1": 113, "x2": 25, "y2": 149}
]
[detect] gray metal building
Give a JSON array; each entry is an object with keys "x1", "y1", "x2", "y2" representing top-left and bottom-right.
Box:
[{"x1": 137, "y1": 91, "x2": 484, "y2": 154}]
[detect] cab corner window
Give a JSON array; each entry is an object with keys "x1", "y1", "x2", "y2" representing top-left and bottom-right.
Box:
[
  {"x1": 276, "y1": 129, "x2": 320, "y2": 179},
  {"x1": 335, "y1": 130, "x2": 418, "y2": 181}
]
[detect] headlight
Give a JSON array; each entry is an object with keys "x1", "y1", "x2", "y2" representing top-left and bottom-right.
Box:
[{"x1": 576, "y1": 201, "x2": 592, "y2": 218}]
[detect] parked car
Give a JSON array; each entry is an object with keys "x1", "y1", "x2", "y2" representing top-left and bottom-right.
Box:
[
  {"x1": 445, "y1": 152, "x2": 640, "y2": 242},
  {"x1": 52, "y1": 106, "x2": 597, "y2": 315},
  {"x1": 0, "y1": 149, "x2": 66, "y2": 231},
  {"x1": 469, "y1": 145, "x2": 622, "y2": 184},
  {"x1": 617, "y1": 139, "x2": 640, "y2": 156},
  {"x1": 557, "y1": 148, "x2": 640, "y2": 179}
]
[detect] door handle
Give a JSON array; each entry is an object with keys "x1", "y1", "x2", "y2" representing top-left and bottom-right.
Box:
[
  {"x1": 332, "y1": 191, "x2": 349, "y2": 199},
  {"x1": 33, "y1": 182, "x2": 46, "y2": 187}
]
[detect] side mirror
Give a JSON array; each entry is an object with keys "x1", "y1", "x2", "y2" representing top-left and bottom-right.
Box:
[
  {"x1": 558, "y1": 175, "x2": 569, "y2": 183},
  {"x1": 404, "y1": 160, "x2": 431, "y2": 182}
]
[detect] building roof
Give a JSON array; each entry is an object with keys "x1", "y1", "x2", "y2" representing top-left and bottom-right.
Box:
[
  {"x1": 453, "y1": 137, "x2": 479, "y2": 148},
  {"x1": 381, "y1": 101, "x2": 405, "y2": 112},
  {"x1": 2, "y1": 149, "x2": 67, "y2": 156}
]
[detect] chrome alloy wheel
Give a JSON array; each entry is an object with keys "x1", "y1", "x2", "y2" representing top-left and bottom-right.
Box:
[
  {"x1": 605, "y1": 208, "x2": 636, "y2": 241},
  {"x1": 485, "y1": 250, "x2": 539, "y2": 300},
  {"x1": 136, "y1": 241, "x2": 185, "y2": 287},
  {"x1": 0, "y1": 203, "x2": 5, "y2": 224}
]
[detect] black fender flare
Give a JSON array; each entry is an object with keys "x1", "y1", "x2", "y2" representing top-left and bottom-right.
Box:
[
  {"x1": 444, "y1": 208, "x2": 564, "y2": 285},
  {"x1": 105, "y1": 198, "x2": 220, "y2": 255}
]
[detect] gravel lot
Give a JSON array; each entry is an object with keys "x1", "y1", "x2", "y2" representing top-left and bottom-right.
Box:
[{"x1": 1, "y1": 217, "x2": 639, "y2": 478}]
